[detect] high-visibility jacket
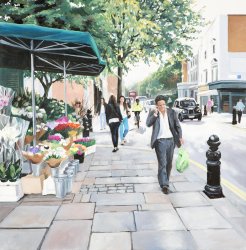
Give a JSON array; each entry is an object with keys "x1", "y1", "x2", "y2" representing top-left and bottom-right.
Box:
[{"x1": 132, "y1": 102, "x2": 143, "y2": 112}]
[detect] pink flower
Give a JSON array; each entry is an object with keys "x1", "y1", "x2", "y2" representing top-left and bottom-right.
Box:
[{"x1": 55, "y1": 116, "x2": 69, "y2": 123}]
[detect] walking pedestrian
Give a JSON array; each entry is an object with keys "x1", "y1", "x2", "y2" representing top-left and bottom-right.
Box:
[
  {"x1": 146, "y1": 95, "x2": 183, "y2": 194},
  {"x1": 211, "y1": 98, "x2": 214, "y2": 113},
  {"x1": 105, "y1": 95, "x2": 123, "y2": 152},
  {"x1": 235, "y1": 99, "x2": 245, "y2": 123},
  {"x1": 118, "y1": 95, "x2": 130, "y2": 145},
  {"x1": 207, "y1": 98, "x2": 212, "y2": 114},
  {"x1": 96, "y1": 97, "x2": 107, "y2": 130}
]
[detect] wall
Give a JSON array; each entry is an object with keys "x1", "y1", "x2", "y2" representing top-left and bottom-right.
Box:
[{"x1": 228, "y1": 15, "x2": 246, "y2": 52}]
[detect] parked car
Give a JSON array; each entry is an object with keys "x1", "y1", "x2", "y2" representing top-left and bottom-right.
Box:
[
  {"x1": 173, "y1": 97, "x2": 202, "y2": 122},
  {"x1": 144, "y1": 99, "x2": 156, "y2": 112}
]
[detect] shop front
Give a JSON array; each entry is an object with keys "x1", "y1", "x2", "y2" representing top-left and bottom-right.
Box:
[{"x1": 209, "y1": 81, "x2": 246, "y2": 113}]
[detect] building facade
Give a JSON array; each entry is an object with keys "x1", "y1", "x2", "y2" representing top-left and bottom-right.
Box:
[{"x1": 178, "y1": 14, "x2": 246, "y2": 113}]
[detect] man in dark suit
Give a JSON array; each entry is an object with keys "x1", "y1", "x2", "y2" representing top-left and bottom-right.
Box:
[{"x1": 146, "y1": 95, "x2": 183, "y2": 194}]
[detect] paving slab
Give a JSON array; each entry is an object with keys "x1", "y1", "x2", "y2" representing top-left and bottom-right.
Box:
[
  {"x1": 132, "y1": 230, "x2": 197, "y2": 250},
  {"x1": 0, "y1": 205, "x2": 59, "y2": 228},
  {"x1": 172, "y1": 182, "x2": 204, "y2": 192},
  {"x1": 134, "y1": 210, "x2": 185, "y2": 231},
  {"x1": 121, "y1": 176, "x2": 157, "y2": 184},
  {"x1": 228, "y1": 217, "x2": 246, "y2": 239},
  {"x1": 90, "y1": 166, "x2": 111, "y2": 171},
  {"x1": 55, "y1": 203, "x2": 95, "y2": 220},
  {"x1": 136, "y1": 169, "x2": 156, "y2": 176},
  {"x1": 177, "y1": 206, "x2": 232, "y2": 230},
  {"x1": 91, "y1": 161, "x2": 110, "y2": 166},
  {"x1": 170, "y1": 175, "x2": 188, "y2": 182},
  {"x1": 168, "y1": 192, "x2": 210, "y2": 207},
  {"x1": 134, "y1": 183, "x2": 160, "y2": 193},
  {"x1": 41, "y1": 220, "x2": 92, "y2": 250},
  {"x1": 95, "y1": 205, "x2": 137, "y2": 213},
  {"x1": 92, "y1": 212, "x2": 135, "y2": 232},
  {"x1": 0, "y1": 206, "x2": 15, "y2": 222},
  {"x1": 144, "y1": 192, "x2": 171, "y2": 204},
  {"x1": 191, "y1": 229, "x2": 246, "y2": 250},
  {"x1": 0, "y1": 229, "x2": 46, "y2": 250},
  {"x1": 87, "y1": 171, "x2": 111, "y2": 178},
  {"x1": 210, "y1": 198, "x2": 245, "y2": 218},
  {"x1": 111, "y1": 170, "x2": 138, "y2": 177},
  {"x1": 90, "y1": 193, "x2": 145, "y2": 205},
  {"x1": 89, "y1": 232, "x2": 131, "y2": 250},
  {"x1": 140, "y1": 203, "x2": 173, "y2": 211},
  {"x1": 95, "y1": 177, "x2": 121, "y2": 185}
]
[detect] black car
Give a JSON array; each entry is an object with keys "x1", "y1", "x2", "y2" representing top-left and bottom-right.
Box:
[{"x1": 173, "y1": 98, "x2": 202, "y2": 122}]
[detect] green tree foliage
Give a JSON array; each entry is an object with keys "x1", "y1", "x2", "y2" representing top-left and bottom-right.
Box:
[
  {"x1": 0, "y1": 0, "x2": 202, "y2": 98},
  {"x1": 134, "y1": 59, "x2": 181, "y2": 97}
]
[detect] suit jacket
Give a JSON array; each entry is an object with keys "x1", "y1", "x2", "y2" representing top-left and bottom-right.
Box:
[{"x1": 146, "y1": 108, "x2": 182, "y2": 149}]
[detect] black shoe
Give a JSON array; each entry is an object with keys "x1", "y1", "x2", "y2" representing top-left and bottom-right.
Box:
[
  {"x1": 162, "y1": 186, "x2": 169, "y2": 194},
  {"x1": 112, "y1": 148, "x2": 117, "y2": 152}
]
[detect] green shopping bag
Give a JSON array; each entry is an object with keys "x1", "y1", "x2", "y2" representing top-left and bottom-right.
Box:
[{"x1": 176, "y1": 147, "x2": 189, "y2": 173}]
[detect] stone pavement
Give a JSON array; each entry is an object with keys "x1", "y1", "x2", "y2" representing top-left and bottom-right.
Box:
[{"x1": 0, "y1": 126, "x2": 246, "y2": 250}]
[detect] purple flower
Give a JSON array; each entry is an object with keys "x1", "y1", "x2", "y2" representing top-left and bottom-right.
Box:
[{"x1": 29, "y1": 146, "x2": 40, "y2": 154}]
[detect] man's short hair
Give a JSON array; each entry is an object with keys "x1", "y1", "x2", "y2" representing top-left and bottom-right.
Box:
[{"x1": 155, "y1": 95, "x2": 166, "y2": 104}]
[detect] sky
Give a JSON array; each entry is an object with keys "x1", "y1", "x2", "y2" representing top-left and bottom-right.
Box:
[{"x1": 124, "y1": 0, "x2": 246, "y2": 87}]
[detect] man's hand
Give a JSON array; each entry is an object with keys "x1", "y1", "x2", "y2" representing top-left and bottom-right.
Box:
[{"x1": 154, "y1": 107, "x2": 159, "y2": 117}]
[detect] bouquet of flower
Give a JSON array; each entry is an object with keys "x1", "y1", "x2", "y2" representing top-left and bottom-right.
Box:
[
  {"x1": 47, "y1": 133, "x2": 63, "y2": 142},
  {"x1": 74, "y1": 137, "x2": 96, "y2": 147},
  {"x1": 22, "y1": 145, "x2": 45, "y2": 164},
  {"x1": 69, "y1": 144, "x2": 86, "y2": 156},
  {"x1": 53, "y1": 122, "x2": 80, "y2": 139},
  {"x1": 44, "y1": 148, "x2": 67, "y2": 168}
]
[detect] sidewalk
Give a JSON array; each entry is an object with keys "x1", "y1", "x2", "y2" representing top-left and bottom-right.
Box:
[{"x1": 0, "y1": 124, "x2": 246, "y2": 249}]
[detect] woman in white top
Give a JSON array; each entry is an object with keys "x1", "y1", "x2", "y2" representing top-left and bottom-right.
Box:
[
  {"x1": 97, "y1": 98, "x2": 107, "y2": 130},
  {"x1": 119, "y1": 95, "x2": 130, "y2": 145}
]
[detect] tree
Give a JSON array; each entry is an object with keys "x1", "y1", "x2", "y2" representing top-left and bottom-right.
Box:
[
  {"x1": 0, "y1": 0, "x2": 203, "y2": 98},
  {"x1": 96, "y1": 0, "x2": 202, "y2": 97},
  {"x1": 134, "y1": 58, "x2": 182, "y2": 97}
]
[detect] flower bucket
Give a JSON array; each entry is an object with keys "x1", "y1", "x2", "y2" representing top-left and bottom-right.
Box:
[
  {"x1": 32, "y1": 162, "x2": 45, "y2": 176},
  {"x1": 73, "y1": 153, "x2": 84, "y2": 163},
  {"x1": 54, "y1": 174, "x2": 67, "y2": 198}
]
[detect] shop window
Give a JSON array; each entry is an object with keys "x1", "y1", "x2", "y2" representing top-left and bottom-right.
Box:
[{"x1": 213, "y1": 45, "x2": 215, "y2": 53}]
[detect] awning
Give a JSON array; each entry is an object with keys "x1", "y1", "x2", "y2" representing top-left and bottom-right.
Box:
[
  {"x1": 198, "y1": 89, "x2": 218, "y2": 96},
  {"x1": 209, "y1": 80, "x2": 246, "y2": 90},
  {"x1": 0, "y1": 22, "x2": 106, "y2": 76}
]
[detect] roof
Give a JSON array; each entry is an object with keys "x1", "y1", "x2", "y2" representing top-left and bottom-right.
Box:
[{"x1": 0, "y1": 22, "x2": 106, "y2": 76}]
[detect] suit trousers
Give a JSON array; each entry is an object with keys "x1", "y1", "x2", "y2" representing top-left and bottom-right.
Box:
[{"x1": 154, "y1": 138, "x2": 175, "y2": 188}]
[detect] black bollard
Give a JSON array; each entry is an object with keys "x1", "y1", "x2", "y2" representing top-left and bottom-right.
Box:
[
  {"x1": 232, "y1": 108, "x2": 237, "y2": 125},
  {"x1": 204, "y1": 135, "x2": 224, "y2": 198},
  {"x1": 203, "y1": 105, "x2": 207, "y2": 116}
]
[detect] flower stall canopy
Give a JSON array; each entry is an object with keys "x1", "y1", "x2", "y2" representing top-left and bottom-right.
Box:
[{"x1": 0, "y1": 22, "x2": 106, "y2": 76}]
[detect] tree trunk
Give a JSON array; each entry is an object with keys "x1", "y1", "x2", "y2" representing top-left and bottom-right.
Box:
[{"x1": 117, "y1": 66, "x2": 123, "y2": 100}]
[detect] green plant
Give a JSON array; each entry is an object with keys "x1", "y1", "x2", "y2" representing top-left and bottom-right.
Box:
[{"x1": 0, "y1": 160, "x2": 22, "y2": 182}]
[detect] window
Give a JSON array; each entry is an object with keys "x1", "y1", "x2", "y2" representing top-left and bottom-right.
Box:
[{"x1": 204, "y1": 51, "x2": 207, "y2": 59}]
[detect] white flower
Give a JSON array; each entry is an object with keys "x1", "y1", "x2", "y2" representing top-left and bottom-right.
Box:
[
  {"x1": 27, "y1": 112, "x2": 33, "y2": 119},
  {"x1": 37, "y1": 113, "x2": 43, "y2": 119},
  {"x1": 39, "y1": 109, "x2": 46, "y2": 114}
]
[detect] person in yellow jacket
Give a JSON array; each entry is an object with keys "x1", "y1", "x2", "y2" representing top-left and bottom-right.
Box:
[{"x1": 132, "y1": 99, "x2": 143, "y2": 125}]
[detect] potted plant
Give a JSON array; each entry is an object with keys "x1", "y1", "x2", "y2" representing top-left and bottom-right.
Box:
[
  {"x1": 69, "y1": 144, "x2": 86, "y2": 163},
  {"x1": 0, "y1": 159, "x2": 24, "y2": 202}
]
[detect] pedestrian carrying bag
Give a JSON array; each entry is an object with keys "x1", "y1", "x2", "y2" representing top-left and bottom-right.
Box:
[{"x1": 176, "y1": 147, "x2": 189, "y2": 173}]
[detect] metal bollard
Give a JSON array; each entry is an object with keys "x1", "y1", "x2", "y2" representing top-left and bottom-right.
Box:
[
  {"x1": 204, "y1": 135, "x2": 224, "y2": 199},
  {"x1": 232, "y1": 107, "x2": 237, "y2": 125}
]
